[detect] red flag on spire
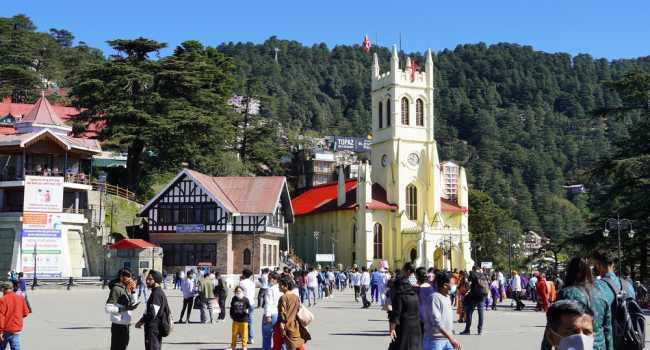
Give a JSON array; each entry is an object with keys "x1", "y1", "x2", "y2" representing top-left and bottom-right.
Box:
[{"x1": 362, "y1": 35, "x2": 371, "y2": 54}]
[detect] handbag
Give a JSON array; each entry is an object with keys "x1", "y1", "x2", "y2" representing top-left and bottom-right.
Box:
[
  {"x1": 297, "y1": 305, "x2": 314, "y2": 326},
  {"x1": 193, "y1": 296, "x2": 202, "y2": 310}
]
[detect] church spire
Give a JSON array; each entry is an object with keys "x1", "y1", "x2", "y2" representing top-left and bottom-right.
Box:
[
  {"x1": 426, "y1": 48, "x2": 434, "y2": 85},
  {"x1": 390, "y1": 45, "x2": 399, "y2": 78}
]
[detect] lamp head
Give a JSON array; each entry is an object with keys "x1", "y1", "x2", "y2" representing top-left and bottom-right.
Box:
[
  {"x1": 603, "y1": 228, "x2": 610, "y2": 238},
  {"x1": 629, "y1": 230, "x2": 635, "y2": 239}
]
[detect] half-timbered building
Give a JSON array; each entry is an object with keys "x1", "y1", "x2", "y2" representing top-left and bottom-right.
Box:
[{"x1": 139, "y1": 169, "x2": 294, "y2": 275}]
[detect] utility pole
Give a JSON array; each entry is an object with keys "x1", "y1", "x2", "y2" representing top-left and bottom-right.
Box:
[{"x1": 31, "y1": 242, "x2": 37, "y2": 290}]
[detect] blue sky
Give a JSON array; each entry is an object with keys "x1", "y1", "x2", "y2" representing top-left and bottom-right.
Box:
[{"x1": 4, "y1": 1, "x2": 649, "y2": 59}]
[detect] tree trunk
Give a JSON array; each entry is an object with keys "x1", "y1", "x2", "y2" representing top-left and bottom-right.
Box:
[
  {"x1": 641, "y1": 235, "x2": 648, "y2": 281},
  {"x1": 127, "y1": 140, "x2": 145, "y2": 192}
]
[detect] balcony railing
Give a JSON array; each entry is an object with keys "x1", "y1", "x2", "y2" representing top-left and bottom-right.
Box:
[{"x1": 0, "y1": 170, "x2": 91, "y2": 185}]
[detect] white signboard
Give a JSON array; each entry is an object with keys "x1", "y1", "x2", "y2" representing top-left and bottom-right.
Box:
[
  {"x1": 481, "y1": 261, "x2": 493, "y2": 269},
  {"x1": 24, "y1": 176, "x2": 64, "y2": 213},
  {"x1": 21, "y1": 229, "x2": 65, "y2": 277},
  {"x1": 316, "y1": 254, "x2": 335, "y2": 262}
]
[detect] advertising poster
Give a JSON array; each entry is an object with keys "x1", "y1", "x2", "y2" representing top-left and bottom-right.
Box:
[
  {"x1": 21, "y1": 229, "x2": 64, "y2": 277},
  {"x1": 23, "y1": 176, "x2": 64, "y2": 213}
]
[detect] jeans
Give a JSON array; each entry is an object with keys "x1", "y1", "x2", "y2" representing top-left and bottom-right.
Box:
[
  {"x1": 371, "y1": 284, "x2": 379, "y2": 302},
  {"x1": 258, "y1": 288, "x2": 268, "y2": 308},
  {"x1": 138, "y1": 283, "x2": 148, "y2": 301},
  {"x1": 299, "y1": 286, "x2": 308, "y2": 304},
  {"x1": 431, "y1": 339, "x2": 454, "y2": 350},
  {"x1": 179, "y1": 297, "x2": 193, "y2": 321},
  {"x1": 200, "y1": 297, "x2": 214, "y2": 323},
  {"x1": 110, "y1": 323, "x2": 129, "y2": 350},
  {"x1": 247, "y1": 305, "x2": 255, "y2": 341},
  {"x1": 0, "y1": 332, "x2": 20, "y2": 350},
  {"x1": 262, "y1": 313, "x2": 277, "y2": 350},
  {"x1": 217, "y1": 295, "x2": 226, "y2": 320},
  {"x1": 463, "y1": 298, "x2": 485, "y2": 333},
  {"x1": 307, "y1": 286, "x2": 317, "y2": 305},
  {"x1": 422, "y1": 335, "x2": 433, "y2": 350},
  {"x1": 144, "y1": 327, "x2": 161, "y2": 350},
  {"x1": 513, "y1": 291, "x2": 525, "y2": 310},
  {"x1": 360, "y1": 285, "x2": 371, "y2": 307},
  {"x1": 353, "y1": 285, "x2": 360, "y2": 301}
]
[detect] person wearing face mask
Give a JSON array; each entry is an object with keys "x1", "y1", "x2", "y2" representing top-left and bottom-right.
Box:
[
  {"x1": 230, "y1": 286, "x2": 251, "y2": 350},
  {"x1": 541, "y1": 257, "x2": 611, "y2": 350},
  {"x1": 544, "y1": 300, "x2": 594, "y2": 350}
]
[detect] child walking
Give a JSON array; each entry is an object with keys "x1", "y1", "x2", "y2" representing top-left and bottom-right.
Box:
[{"x1": 230, "y1": 286, "x2": 251, "y2": 350}]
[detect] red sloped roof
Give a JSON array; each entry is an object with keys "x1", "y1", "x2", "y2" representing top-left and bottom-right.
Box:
[
  {"x1": 291, "y1": 179, "x2": 398, "y2": 216},
  {"x1": 19, "y1": 93, "x2": 67, "y2": 126},
  {"x1": 441, "y1": 198, "x2": 467, "y2": 213},
  {"x1": 110, "y1": 239, "x2": 158, "y2": 250},
  {"x1": 0, "y1": 97, "x2": 102, "y2": 138}
]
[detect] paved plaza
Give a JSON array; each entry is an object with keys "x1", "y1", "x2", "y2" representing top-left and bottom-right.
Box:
[{"x1": 20, "y1": 286, "x2": 554, "y2": 350}]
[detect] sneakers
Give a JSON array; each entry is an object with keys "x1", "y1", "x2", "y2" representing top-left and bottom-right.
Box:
[{"x1": 459, "y1": 330, "x2": 471, "y2": 335}]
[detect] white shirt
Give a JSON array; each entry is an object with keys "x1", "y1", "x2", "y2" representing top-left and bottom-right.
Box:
[
  {"x1": 307, "y1": 271, "x2": 319, "y2": 288},
  {"x1": 512, "y1": 274, "x2": 522, "y2": 292},
  {"x1": 240, "y1": 278, "x2": 257, "y2": 307},
  {"x1": 351, "y1": 272, "x2": 361, "y2": 286},
  {"x1": 264, "y1": 283, "x2": 283, "y2": 317},
  {"x1": 360, "y1": 272, "x2": 371, "y2": 286}
]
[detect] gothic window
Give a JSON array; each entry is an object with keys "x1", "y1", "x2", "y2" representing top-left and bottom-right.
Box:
[
  {"x1": 416, "y1": 99, "x2": 424, "y2": 126},
  {"x1": 401, "y1": 97, "x2": 409, "y2": 125},
  {"x1": 243, "y1": 248, "x2": 251, "y2": 265},
  {"x1": 406, "y1": 184, "x2": 418, "y2": 220},
  {"x1": 373, "y1": 223, "x2": 383, "y2": 259},
  {"x1": 386, "y1": 99, "x2": 391, "y2": 126},
  {"x1": 410, "y1": 248, "x2": 417, "y2": 262},
  {"x1": 378, "y1": 102, "x2": 383, "y2": 129}
]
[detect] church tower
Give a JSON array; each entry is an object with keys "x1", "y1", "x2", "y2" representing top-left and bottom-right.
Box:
[{"x1": 370, "y1": 46, "x2": 442, "y2": 229}]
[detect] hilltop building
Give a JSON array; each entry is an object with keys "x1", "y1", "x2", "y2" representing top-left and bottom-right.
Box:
[{"x1": 290, "y1": 47, "x2": 473, "y2": 271}]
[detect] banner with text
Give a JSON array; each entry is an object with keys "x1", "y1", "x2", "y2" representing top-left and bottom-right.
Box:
[
  {"x1": 23, "y1": 176, "x2": 64, "y2": 213},
  {"x1": 21, "y1": 229, "x2": 64, "y2": 277}
]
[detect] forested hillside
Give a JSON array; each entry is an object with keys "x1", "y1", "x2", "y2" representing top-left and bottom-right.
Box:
[
  {"x1": 219, "y1": 37, "x2": 649, "y2": 245},
  {"x1": 2, "y1": 15, "x2": 648, "y2": 259}
]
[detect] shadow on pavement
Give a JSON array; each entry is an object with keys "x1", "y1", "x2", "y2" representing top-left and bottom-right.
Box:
[{"x1": 60, "y1": 326, "x2": 110, "y2": 330}]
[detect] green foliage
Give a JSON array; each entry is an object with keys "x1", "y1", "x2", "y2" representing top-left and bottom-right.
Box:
[
  {"x1": 70, "y1": 38, "x2": 244, "y2": 193},
  {"x1": 468, "y1": 190, "x2": 521, "y2": 270},
  {"x1": 0, "y1": 15, "x2": 103, "y2": 101},
  {"x1": 104, "y1": 194, "x2": 141, "y2": 238}
]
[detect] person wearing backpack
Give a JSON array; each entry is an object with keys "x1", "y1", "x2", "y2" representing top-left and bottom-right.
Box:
[
  {"x1": 459, "y1": 266, "x2": 488, "y2": 335},
  {"x1": 592, "y1": 251, "x2": 643, "y2": 350},
  {"x1": 541, "y1": 257, "x2": 612, "y2": 350},
  {"x1": 136, "y1": 270, "x2": 169, "y2": 350}
]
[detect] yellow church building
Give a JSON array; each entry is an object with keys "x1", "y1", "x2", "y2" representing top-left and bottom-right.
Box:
[{"x1": 290, "y1": 46, "x2": 473, "y2": 271}]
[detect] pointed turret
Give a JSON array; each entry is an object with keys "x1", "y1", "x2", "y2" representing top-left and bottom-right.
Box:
[
  {"x1": 390, "y1": 45, "x2": 399, "y2": 77},
  {"x1": 16, "y1": 91, "x2": 72, "y2": 135},
  {"x1": 372, "y1": 52, "x2": 380, "y2": 79},
  {"x1": 425, "y1": 48, "x2": 434, "y2": 83}
]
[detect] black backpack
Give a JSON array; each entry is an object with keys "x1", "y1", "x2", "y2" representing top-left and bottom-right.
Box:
[
  {"x1": 471, "y1": 272, "x2": 489, "y2": 299},
  {"x1": 159, "y1": 295, "x2": 174, "y2": 338},
  {"x1": 602, "y1": 277, "x2": 645, "y2": 350}
]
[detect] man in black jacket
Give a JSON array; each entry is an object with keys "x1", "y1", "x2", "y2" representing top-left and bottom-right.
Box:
[{"x1": 136, "y1": 270, "x2": 168, "y2": 350}]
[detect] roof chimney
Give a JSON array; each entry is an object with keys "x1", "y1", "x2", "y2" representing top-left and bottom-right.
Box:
[{"x1": 337, "y1": 166, "x2": 346, "y2": 207}]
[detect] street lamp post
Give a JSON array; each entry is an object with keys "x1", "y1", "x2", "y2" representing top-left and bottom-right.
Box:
[
  {"x1": 313, "y1": 231, "x2": 320, "y2": 266},
  {"x1": 603, "y1": 215, "x2": 634, "y2": 275},
  {"x1": 103, "y1": 249, "x2": 112, "y2": 289},
  {"x1": 31, "y1": 242, "x2": 37, "y2": 290},
  {"x1": 498, "y1": 231, "x2": 515, "y2": 276}
]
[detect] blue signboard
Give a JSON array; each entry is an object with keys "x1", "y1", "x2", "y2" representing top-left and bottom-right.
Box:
[
  {"x1": 333, "y1": 137, "x2": 370, "y2": 152},
  {"x1": 175, "y1": 224, "x2": 205, "y2": 233}
]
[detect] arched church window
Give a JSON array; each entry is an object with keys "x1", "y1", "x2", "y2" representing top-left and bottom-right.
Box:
[
  {"x1": 378, "y1": 102, "x2": 383, "y2": 129},
  {"x1": 401, "y1": 97, "x2": 409, "y2": 125},
  {"x1": 386, "y1": 99, "x2": 391, "y2": 126},
  {"x1": 410, "y1": 248, "x2": 417, "y2": 262},
  {"x1": 373, "y1": 223, "x2": 383, "y2": 259},
  {"x1": 416, "y1": 99, "x2": 424, "y2": 126},
  {"x1": 406, "y1": 184, "x2": 418, "y2": 220},
  {"x1": 243, "y1": 248, "x2": 251, "y2": 265}
]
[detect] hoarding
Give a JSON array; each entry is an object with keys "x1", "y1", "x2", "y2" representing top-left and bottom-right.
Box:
[
  {"x1": 332, "y1": 137, "x2": 371, "y2": 152},
  {"x1": 23, "y1": 176, "x2": 64, "y2": 213},
  {"x1": 316, "y1": 254, "x2": 335, "y2": 262},
  {"x1": 176, "y1": 224, "x2": 205, "y2": 233},
  {"x1": 21, "y1": 229, "x2": 64, "y2": 277}
]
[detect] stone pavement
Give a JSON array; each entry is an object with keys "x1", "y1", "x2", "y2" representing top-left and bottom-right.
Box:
[{"x1": 22, "y1": 287, "x2": 551, "y2": 350}]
